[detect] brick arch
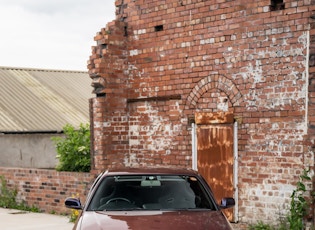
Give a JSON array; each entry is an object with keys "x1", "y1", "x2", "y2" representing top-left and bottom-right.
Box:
[{"x1": 185, "y1": 74, "x2": 243, "y2": 109}]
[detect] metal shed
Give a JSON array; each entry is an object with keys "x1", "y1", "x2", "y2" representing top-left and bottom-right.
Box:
[{"x1": 0, "y1": 66, "x2": 92, "y2": 168}]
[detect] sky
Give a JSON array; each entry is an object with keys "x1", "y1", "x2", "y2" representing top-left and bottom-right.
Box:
[{"x1": 0, "y1": 0, "x2": 116, "y2": 71}]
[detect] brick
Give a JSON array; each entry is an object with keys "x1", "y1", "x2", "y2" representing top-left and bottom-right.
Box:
[{"x1": 0, "y1": 167, "x2": 92, "y2": 214}]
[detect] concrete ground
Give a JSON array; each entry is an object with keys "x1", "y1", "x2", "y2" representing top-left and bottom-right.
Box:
[{"x1": 0, "y1": 208, "x2": 74, "y2": 230}]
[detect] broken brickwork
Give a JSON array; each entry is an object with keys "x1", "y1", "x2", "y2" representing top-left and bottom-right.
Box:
[{"x1": 88, "y1": 0, "x2": 315, "y2": 225}]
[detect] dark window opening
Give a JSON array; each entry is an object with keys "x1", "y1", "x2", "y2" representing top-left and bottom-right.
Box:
[
  {"x1": 270, "y1": 0, "x2": 285, "y2": 11},
  {"x1": 98, "y1": 44, "x2": 107, "y2": 58},
  {"x1": 124, "y1": 26, "x2": 128, "y2": 36},
  {"x1": 100, "y1": 44, "x2": 107, "y2": 49},
  {"x1": 154, "y1": 25, "x2": 164, "y2": 32},
  {"x1": 96, "y1": 93, "x2": 106, "y2": 98}
]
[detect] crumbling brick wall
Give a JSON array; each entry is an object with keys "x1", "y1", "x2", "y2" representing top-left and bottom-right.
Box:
[
  {"x1": 88, "y1": 0, "x2": 315, "y2": 225},
  {"x1": 0, "y1": 167, "x2": 93, "y2": 214}
]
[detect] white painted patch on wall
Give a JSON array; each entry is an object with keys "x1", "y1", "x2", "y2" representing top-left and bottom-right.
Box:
[
  {"x1": 126, "y1": 101, "x2": 182, "y2": 166},
  {"x1": 103, "y1": 122, "x2": 111, "y2": 127},
  {"x1": 217, "y1": 97, "x2": 229, "y2": 111},
  {"x1": 130, "y1": 49, "x2": 139, "y2": 56}
]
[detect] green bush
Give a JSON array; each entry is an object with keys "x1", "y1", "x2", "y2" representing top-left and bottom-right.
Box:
[{"x1": 52, "y1": 123, "x2": 91, "y2": 172}]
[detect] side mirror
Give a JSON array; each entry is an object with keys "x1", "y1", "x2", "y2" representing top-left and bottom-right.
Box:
[
  {"x1": 65, "y1": 197, "x2": 82, "y2": 210},
  {"x1": 220, "y1": 197, "x2": 235, "y2": 209}
]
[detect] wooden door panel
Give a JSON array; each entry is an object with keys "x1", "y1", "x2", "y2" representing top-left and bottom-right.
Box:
[{"x1": 197, "y1": 124, "x2": 234, "y2": 221}]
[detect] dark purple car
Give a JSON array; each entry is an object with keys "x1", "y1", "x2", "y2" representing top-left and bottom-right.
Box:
[{"x1": 65, "y1": 168, "x2": 235, "y2": 230}]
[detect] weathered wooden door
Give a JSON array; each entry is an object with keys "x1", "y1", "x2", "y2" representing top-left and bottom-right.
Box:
[{"x1": 195, "y1": 112, "x2": 234, "y2": 221}]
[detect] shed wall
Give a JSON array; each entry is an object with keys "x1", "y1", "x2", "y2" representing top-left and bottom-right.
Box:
[{"x1": 0, "y1": 134, "x2": 61, "y2": 169}]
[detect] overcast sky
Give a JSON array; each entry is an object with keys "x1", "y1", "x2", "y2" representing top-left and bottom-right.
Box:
[{"x1": 0, "y1": 0, "x2": 115, "y2": 71}]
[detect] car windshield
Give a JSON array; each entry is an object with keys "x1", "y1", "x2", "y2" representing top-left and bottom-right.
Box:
[{"x1": 87, "y1": 175, "x2": 216, "y2": 211}]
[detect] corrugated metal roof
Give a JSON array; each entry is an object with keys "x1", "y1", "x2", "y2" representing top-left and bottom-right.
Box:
[{"x1": 0, "y1": 66, "x2": 93, "y2": 133}]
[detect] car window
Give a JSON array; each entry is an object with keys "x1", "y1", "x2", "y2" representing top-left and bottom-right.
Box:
[{"x1": 87, "y1": 175, "x2": 216, "y2": 211}]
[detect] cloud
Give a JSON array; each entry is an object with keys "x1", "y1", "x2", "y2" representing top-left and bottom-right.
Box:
[{"x1": 0, "y1": 0, "x2": 115, "y2": 70}]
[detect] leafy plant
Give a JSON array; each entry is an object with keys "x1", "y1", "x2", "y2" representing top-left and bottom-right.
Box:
[
  {"x1": 69, "y1": 193, "x2": 80, "y2": 223},
  {"x1": 0, "y1": 176, "x2": 40, "y2": 212},
  {"x1": 287, "y1": 168, "x2": 313, "y2": 230},
  {"x1": 69, "y1": 208, "x2": 80, "y2": 223},
  {"x1": 248, "y1": 221, "x2": 275, "y2": 230},
  {"x1": 0, "y1": 176, "x2": 17, "y2": 209},
  {"x1": 249, "y1": 168, "x2": 315, "y2": 230},
  {"x1": 52, "y1": 123, "x2": 91, "y2": 172}
]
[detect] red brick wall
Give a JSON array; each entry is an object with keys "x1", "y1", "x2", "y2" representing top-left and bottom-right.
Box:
[
  {"x1": 0, "y1": 167, "x2": 93, "y2": 214},
  {"x1": 309, "y1": 0, "x2": 315, "y2": 150},
  {"x1": 87, "y1": 0, "x2": 315, "y2": 224}
]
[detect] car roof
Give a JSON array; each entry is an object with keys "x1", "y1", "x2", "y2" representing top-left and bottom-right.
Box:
[{"x1": 102, "y1": 167, "x2": 200, "y2": 177}]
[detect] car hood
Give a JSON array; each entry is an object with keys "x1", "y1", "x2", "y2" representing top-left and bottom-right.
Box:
[{"x1": 76, "y1": 210, "x2": 233, "y2": 230}]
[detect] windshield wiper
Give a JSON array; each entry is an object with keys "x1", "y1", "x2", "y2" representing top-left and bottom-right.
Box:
[
  {"x1": 168, "y1": 208, "x2": 213, "y2": 211},
  {"x1": 99, "y1": 207, "x2": 143, "y2": 211}
]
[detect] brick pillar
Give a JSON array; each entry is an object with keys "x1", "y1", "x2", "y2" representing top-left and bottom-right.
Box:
[
  {"x1": 88, "y1": 17, "x2": 129, "y2": 172},
  {"x1": 90, "y1": 96, "x2": 107, "y2": 174}
]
